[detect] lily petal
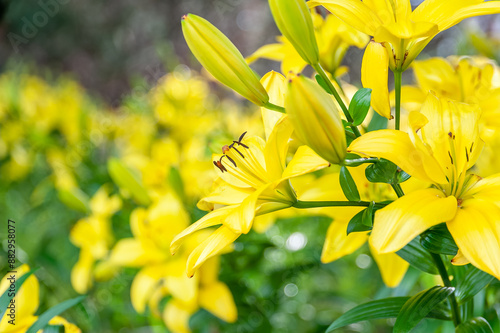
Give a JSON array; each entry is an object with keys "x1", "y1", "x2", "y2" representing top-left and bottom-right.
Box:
[
  {"x1": 260, "y1": 71, "x2": 287, "y2": 140},
  {"x1": 370, "y1": 188, "x2": 457, "y2": 253},
  {"x1": 163, "y1": 300, "x2": 198, "y2": 333},
  {"x1": 370, "y1": 242, "x2": 409, "y2": 288},
  {"x1": 321, "y1": 219, "x2": 368, "y2": 263},
  {"x1": 361, "y1": 40, "x2": 391, "y2": 119},
  {"x1": 282, "y1": 145, "x2": 330, "y2": 180},
  {"x1": 447, "y1": 198, "x2": 500, "y2": 279},
  {"x1": 186, "y1": 226, "x2": 240, "y2": 277},
  {"x1": 130, "y1": 266, "x2": 165, "y2": 313},
  {"x1": 199, "y1": 282, "x2": 238, "y2": 323}
]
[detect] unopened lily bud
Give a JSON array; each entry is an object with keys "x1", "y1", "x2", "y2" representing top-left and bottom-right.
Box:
[
  {"x1": 286, "y1": 75, "x2": 346, "y2": 164},
  {"x1": 182, "y1": 14, "x2": 269, "y2": 106},
  {"x1": 269, "y1": 0, "x2": 319, "y2": 66}
]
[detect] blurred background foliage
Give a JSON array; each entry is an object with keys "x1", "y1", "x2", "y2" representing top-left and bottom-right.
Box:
[{"x1": 1, "y1": 0, "x2": 500, "y2": 332}]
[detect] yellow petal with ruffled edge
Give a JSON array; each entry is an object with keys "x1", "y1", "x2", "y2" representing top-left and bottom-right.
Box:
[
  {"x1": 71, "y1": 248, "x2": 94, "y2": 294},
  {"x1": 348, "y1": 129, "x2": 447, "y2": 184},
  {"x1": 369, "y1": 243, "x2": 409, "y2": 288},
  {"x1": 163, "y1": 300, "x2": 198, "y2": 333},
  {"x1": 186, "y1": 226, "x2": 240, "y2": 278},
  {"x1": 282, "y1": 146, "x2": 330, "y2": 180},
  {"x1": 130, "y1": 266, "x2": 165, "y2": 313},
  {"x1": 0, "y1": 265, "x2": 39, "y2": 332},
  {"x1": 308, "y1": 0, "x2": 382, "y2": 36},
  {"x1": 361, "y1": 40, "x2": 392, "y2": 119},
  {"x1": 199, "y1": 281, "x2": 238, "y2": 323},
  {"x1": 321, "y1": 219, "x2": 368, "y2": 263},
  {"x1": 260, "y1": 71, "x2": 287, "y2": 140},
  {"x1": 370, "y1": 188, "x2": 457, "y2": 254},
  {"x1": 447, "y1": 198, "x2": 500, "y2": 279}
]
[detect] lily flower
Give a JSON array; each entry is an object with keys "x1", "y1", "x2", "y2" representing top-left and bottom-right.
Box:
[
  {"x1": 171, "y1": 117, "x2": 330, "y2": 277},
  {"x1": 0, "y1": 265, "x2": 81, "y2": 332},
  {"x1": 348, "y1": 92, "x2": 500, "y2": 279},
  {"x1": 308, "y1": 0, "x2": 500, "y2": 118}
]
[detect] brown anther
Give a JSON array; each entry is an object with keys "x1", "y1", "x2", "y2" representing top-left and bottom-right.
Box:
[
  {"x1": 457, "y1": 198, "x2": 463, "y2": 207},
  {"x1": 222, "y1": 145, "x2": 230, "y2": 154},
  {"x1": 214, "y1": 160, "x2": 227, "y2": 173},
  {"x1": 448, "y1": 132, "x2": 453, "y2": 138}
]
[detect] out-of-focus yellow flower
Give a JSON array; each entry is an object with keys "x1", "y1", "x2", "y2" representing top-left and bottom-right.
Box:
[
  {"x1": 309, "y1": 0, "x2": 500, "y2": 117},
  {"x1": 70, "y1": 185, "x2": 121, "y2": 293},
  {"x1": 108, "y1": 193, "x2": 236, "y2": 333},
  {"x1": 171, "y1": 117, "x2": 330, "y2": 277},
  {"x1": 247, "y1": 12, "x2": 368, "y2": 75},
  {"x1": 0, "y1": 265, "x2": 80, "y2": 333},
  {"x1": 182, "y1": 14, "x2": 269, "y2": 106},
  {"x1": 286, "y1": 74, "x2": 346, "y2": 165},
  {"x1": 349, "y1": 93, "x2": 500, "y2": 279}
]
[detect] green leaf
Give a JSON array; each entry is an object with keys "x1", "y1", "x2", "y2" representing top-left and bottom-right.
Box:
[
  {"x1": 367, "y1": 110, "x2": 387, "y2": 131},
  {"x1": 349, "y1": 88, "x2": 372, "y2": 126},
  {"x1": 325, "y1": 296, "x2": 451, "y2": 332},
  {"x1": 393, "y1": 286, "x2": 455, "y2": 333},
  {"x1": 57, "y1": 187, "x2": 90, "y2": 214},
  {"x1": 26, "y1": 295, "x2": 86, "y2": 333},
  {"x1": 362, "y1": 202, "x2": 374, "y2": 227},
  {"x1": 420, "y1": 223, "x2": 458, "y2": 255},
  {"x1": 315, "y1": 74, "x2": 331, "y2": 95},
  {"x1": 455, "y1": 266, "x2": 495, "y2": 305},
  {"x1": 0, "y1": 269, "x2": 37, "y2": 321},
  {"x1": 347, "y1": 209, "x2": 372, "y2": 235},
  {"x1": 456, "y1": 317, "x2": 494, "y2": 333},
  {"x1": 339, "y1": 166, "x2": 360, "y2": 201},
  {"x1": 365, "y1": 158, "x2": 410, "y2": 184},
  {"x1": 42, "y1": 326, "x2": 62, "y2": 333},
  {"x1": 396, "y1": 238, "x2": 438, "y2": 274},
  {"x1": 108, "y1": 158, "x2": 151, "y2": 206},
  {"x1": 326, "y1": 297, "x2": 409, "y2": 332}
]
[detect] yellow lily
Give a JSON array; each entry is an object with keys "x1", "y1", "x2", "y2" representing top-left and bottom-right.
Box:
[
  {"x1": 398, "y1": 56, "x2": 500, "y2": 129},
  {"x1": 247, "y1": 12, "x2": 368, "y2": 75},
  {"x1": 70, "y1": 185, "x2": 121, "y2": 293},
  {"x1": 349, "y1": 92, "x2": 500, "y2": 279},
  {"x1": 108, "y1": 193, "x2": 236, "y2": 333},
  {"x1": 309, "y1": 0, "x2": 500, "y2": 118},
  {"x1": 0, "y1": 265, "x2": 80, "y2": 333},
  {"x1": 171, "y1": 117, "x2": 330, "y2": 277}
]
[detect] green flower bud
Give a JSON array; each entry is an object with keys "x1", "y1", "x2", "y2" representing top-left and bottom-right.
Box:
[
  {"x1": 269, "y1": 0, "x2": 319, "y2": 66},
  {"x1": 286, "y1": 75, "x2": 346, "y2": 164},
  {"x1": 182, "y1": 14, "x2": 269, "y2": 106}
]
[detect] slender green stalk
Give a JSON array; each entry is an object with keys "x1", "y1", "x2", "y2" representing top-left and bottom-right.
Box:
[
  {"x1": 394, "y1": 70, "x2": 402, "y2": 130},
  {"x1": 264, "y1": 102, "x2": 286, "y2": 113},
  {"x1": 391, "y1": 183, "x2": 405, "y2": 198},
  {"x1": 430, "y1": 253, "x2": 461, "y2": 327},
  {"x1": 294, "y1": 200, "x2": 387, "y2": 209},
  {"x1": 342, "y1": 157, "x2": 379, "y2": 166},
  {"x1": 312, "y1": 63, "x2": 362, "y2": 137}
]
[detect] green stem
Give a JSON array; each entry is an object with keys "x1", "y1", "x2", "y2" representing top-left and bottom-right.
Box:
[
  {"x1": 264, "y1": 102, "x2": 286, "y2": 114},
  {"x1": 430, "y1": 253, "x2": 461, "y2": 327},
  {"x1": 391, "y1": 183, "x2": 405, "y2": 198},
  {"x1": 312, "y1": 63, "x2": 362, "y2": 137},
  {"x1": 294, "y1": 200, "x2": 387, "y2": 209},
  {"x1": 394, "y1": 70, "x2": 402, "y2": 130},
  {"x1": 342, "y1": 157, "x2": 379, "y2": 166}
]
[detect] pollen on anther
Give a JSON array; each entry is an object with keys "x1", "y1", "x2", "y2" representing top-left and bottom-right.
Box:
[{"x1": 222, "y1": 145, "x2": 230, "y2": 154}]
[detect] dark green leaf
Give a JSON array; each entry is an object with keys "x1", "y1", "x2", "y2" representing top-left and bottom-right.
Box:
[
  {"x1": 396, "y1": 238, "x2": 438, "y2": 274},
  {"x1": 326, "y1": 297, "x2": 409, "y2": 332},
  {"x1": 26, "y1": 296, "x2": 86, "y2": 333},
  {"x1": 367, "y1": 111, "x2": 387, "y2": 131},
  {"x1": 420, "y1": 223, "x2": 458, "y2": 255},
  {"x1": 315, "y1": 74, "x2": 331, "y2": 95},
  {"x1": 396, "y1": 170, "x2": 411, "y2": 183},
  {"x1": 347, "y1": 209, "x2": 372, "y2": 235},
  {"x1": 393, "y1": 286, "x2": 454, "y2": 333},
  {"x1": 455, "y1": 266, "x2": 495, "y2": 305},
  {"x1": 365, "y1": 158, "x2": 410, "y2": 184},
  {"x1": 362, "y1": 202, "x2": 374, "y2": 227},
  {"x1": 325, "y1": 296, "x2": 451, "y2": 332},
  {"x1": 42, "y1": 326, "x2": 62, "y2": 333},
  {"x1": 349, "y1": 88, "x2": 372, "y2": 126},
  {"x1": 456, "y1": 317, "x2": 494, "y2": 333},
  {"x1": 0, "y1": 269, "x2": 37, "y2": 321},
  {"x1": 339, "y1": 166, "x2": 360, "y2": 201}
]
